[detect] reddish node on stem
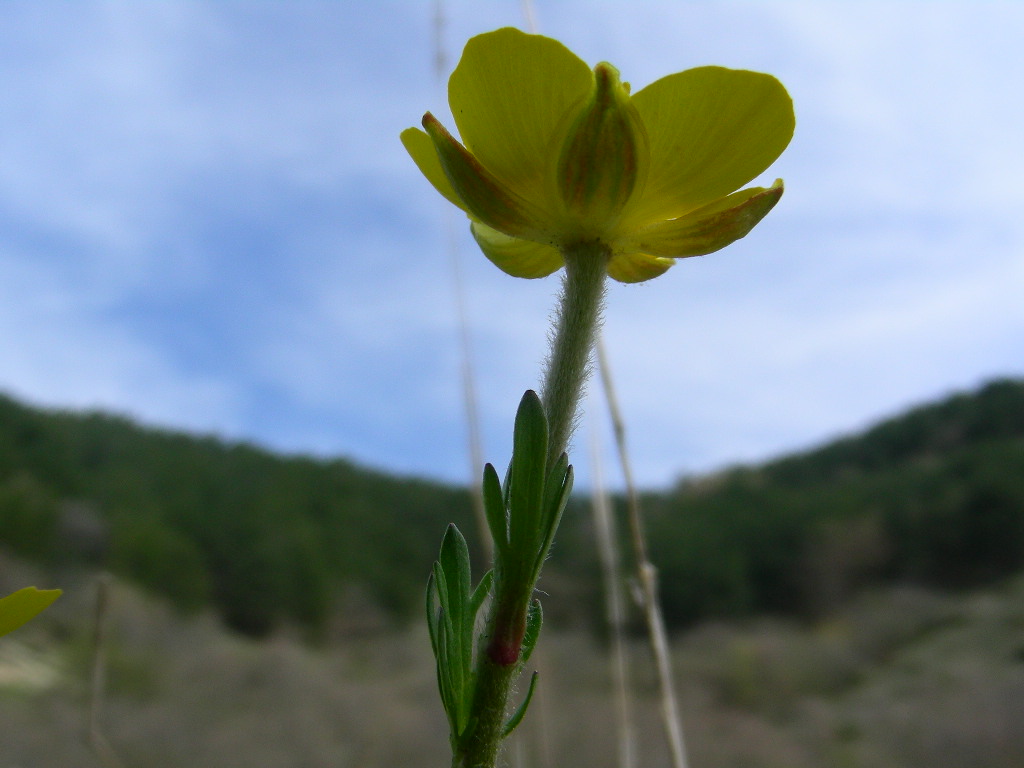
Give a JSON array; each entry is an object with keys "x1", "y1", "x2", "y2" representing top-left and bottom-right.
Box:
[
  {"x1": 487, "y1": 602, "x2": 527, "y2": 666},
  {"x1": 487, "y1": 639, "x2": 521, "y2": 666}
]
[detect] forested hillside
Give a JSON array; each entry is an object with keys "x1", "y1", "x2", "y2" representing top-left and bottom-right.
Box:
[
  {"x1": 644, "y1": 378, "x2": 1024, "y2": 626},
  {"x1": 2, "y1": 378, "x2": 1023, "y2": 637},
  {"x1": 0, "y1": 395, "x2": 478, "y2": 635}
]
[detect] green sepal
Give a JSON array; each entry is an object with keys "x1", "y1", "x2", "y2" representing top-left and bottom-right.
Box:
[
  {"x1": 520, "y1": 599, "x2": 543, "y2": 666},
  {"x1": 501, "y1": 671, "x2": 539, "y2": 738},
  {"x1": 481, "y1": 463, "x2": 509, "y2": 555},
  {"x1": 421, "y1": 113, "x2": 550, "y2": 243},
  {"x1": 557, "y1": 62, "x2": 645, "y2": 230}
]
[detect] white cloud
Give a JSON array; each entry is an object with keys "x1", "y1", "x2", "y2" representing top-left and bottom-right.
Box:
[
  {"x1": 0, "y1": 0, "x2": 1020, "y2": 487},
  {"x1": 0, "y1": 253, "x2": 241, "y2": 433}
]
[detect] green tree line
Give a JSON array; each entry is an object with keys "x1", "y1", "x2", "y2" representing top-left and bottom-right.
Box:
[
  {"x1": 0, "y1": 396, "x2": 478, "y2": 636},
  {"x1": 2, "y1": 379, "x2": 1022, "y2": 636},
  {"x1": 642, "y1": 378, "x2": 1024, "y2": 626}
]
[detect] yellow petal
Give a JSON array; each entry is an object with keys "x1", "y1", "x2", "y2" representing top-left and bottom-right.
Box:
[
  {"x1": 449, "y1": 27, "x2": 593, "y2": 206},
  {"x1": 622, "y1": 180, "x2": 784, "y2": 259},
  {"x1": 0, "y1": 587, "x2": 61, "y2": 637},
  {"x1": 423, "y1": 113, "x2": 552, "y2": 241},
  {"x1": 401, "y1": 127, "x2": 467, "y2": 213},
  {"x1": 471, "y1": 222, "x2": 564, "y2": 279},
  {"x1": 606, "y1": 252, "x2": 674, "y2": 284},
  {"x1": 627, "y1": 67, "x2": 794, "y2": 225}
]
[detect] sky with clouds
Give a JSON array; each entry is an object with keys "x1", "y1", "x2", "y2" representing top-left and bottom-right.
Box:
[{"x1": 1, "y1": 1, "x2": 1021, "y2": 489}]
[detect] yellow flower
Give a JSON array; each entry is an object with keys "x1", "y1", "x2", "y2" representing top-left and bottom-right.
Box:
[{"x1": 402, "y1": 27, "x2": 794, "y2": 283}]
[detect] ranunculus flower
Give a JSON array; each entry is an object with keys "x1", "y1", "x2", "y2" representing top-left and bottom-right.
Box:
[{"x1": 402, "y1": 27, "x2": 794, "y2": 283}]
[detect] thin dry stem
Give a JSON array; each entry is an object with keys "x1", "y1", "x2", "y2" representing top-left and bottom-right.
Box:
[
  {"x1": 89, "y1": 574, "x2": 126, "y2": 768},
  {"x1": 590, "y1": 430, "x2": 636, "y2": 768},
  {"x1": 520, "y1": 0, "x2": 539, "y2": 33},
  {"x1": 597, "y1": 337, "x2": 689, "y2": 768},
  {"x1": 433, "y1": 0, "x2": 490, "y2": 561}
]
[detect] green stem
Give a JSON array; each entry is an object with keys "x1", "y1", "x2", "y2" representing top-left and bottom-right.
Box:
[
  {"x1": 540, "y1": 242, "x2": 610, "y2": 471},
  {"x1": 454, "y1": 555, "x2": 536, "y2": 767},
  {"x1": 453, "y1": 243, "x2": 609, "y2": 768},
  {"x1": 452, "y1": 661, "x2": 514, "y2": 768}
]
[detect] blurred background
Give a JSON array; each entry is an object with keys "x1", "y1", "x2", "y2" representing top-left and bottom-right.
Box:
[{"x1": 1, "y1": 2, "x2": 1022, "y2": 767}]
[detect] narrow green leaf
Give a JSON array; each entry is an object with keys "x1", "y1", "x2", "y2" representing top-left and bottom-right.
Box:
[
  {"x1": 425, "y1": 572, "x2": 440, "y2": 656},
  {"x1": 439, "y1": 523, "x2": 472, "y2": 605},
  {"x1": 501, "y1": 461, "x2": 514, "y2": 547},
  {"x1": 501, "y1": 671, "x2": 539, "y2": 738},
  {"x1": 541, "y1": 452, "x2": 570, "y2": 521},
  {"x1": 432, "y1": 561, "x2": 449, "y2": 615},
  {"x1": 435, "y1": 614, "x2": 461, "y2": 735},
  {"x1": 0, "y1": 588, "x2": 61, "y2": 637},
  {"x1": 439, "y1": 524, "x2": 472, "y2": 676},
  {"x1": 435, "y1": 661, "x2": 452, "y2": 729},
  {"x1": 482, "y1": 463, "x2": 509, "y2": 554},
  {"x1": 432, "y1": 560, "x2": 464, "y2": 703},
  {"x1": 459, "y1": 712, "x2": 480, "y2": 749},
  {"x1": 508, "y1": 390, "x2": 549, "y2": 555},
  {"x1": 520, "y1": 599, "x2": 543, "y2": 665},
  {"x1": 469, "y1": 569, "x2": 494, "y2": 618},
  {"x1": 533, "y1": 462, "x2": 574, "y2": 582}
]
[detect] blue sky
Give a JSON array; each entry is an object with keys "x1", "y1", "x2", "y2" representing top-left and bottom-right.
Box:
[{"x1": 1, "y1": 1, "x2": 1021, "y2": 488}]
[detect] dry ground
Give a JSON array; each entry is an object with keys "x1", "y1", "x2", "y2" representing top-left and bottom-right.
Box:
[{"x1": 2, "y1": 560, "x2": 1023, "y2": 768}]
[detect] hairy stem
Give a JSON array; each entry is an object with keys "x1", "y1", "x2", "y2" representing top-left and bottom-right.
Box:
[
  {"x1": 452, "y1": 653, "x2": 517, "y2": 768},
  {"x1": 540, "y1": 242, "x2": 610, "y2": 471},
  {"x1": 453, "y1": 243, "x2": 608, "y2": 768}
]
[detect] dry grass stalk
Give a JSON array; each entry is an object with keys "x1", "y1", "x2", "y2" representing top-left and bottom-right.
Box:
[
  {"x1": 89, "y1": 573, "x2": 126, "y2": 768},
  {"x1": 590, "y1": 429, "x2": 637, "y2": 768},
  {"x1": 432, "y1": 0, "x2": 490, "y2": 560},
  {"x1": 520, "y1": 0, "x2": 539, "y2": 33},
  {"x1": 597, "y1": 336, "x2": 690, "y2": 768}
]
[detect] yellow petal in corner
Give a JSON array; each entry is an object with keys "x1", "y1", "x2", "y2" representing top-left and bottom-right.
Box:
[{"x1": 0, "y1": 587, "x2": 62, "y2": 637}]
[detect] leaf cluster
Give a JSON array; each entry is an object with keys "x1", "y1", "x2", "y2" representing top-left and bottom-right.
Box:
[
  {"x1": 427, "y1": 392, "x2": 569, "y2": 752},
  {"x1": 483, "y1": 391, "x2": 573, "y2": 592},
  {"x1": 426, "y1": 525, "x2": 542, "y2": 749}
]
